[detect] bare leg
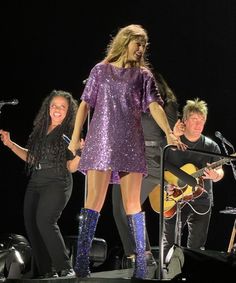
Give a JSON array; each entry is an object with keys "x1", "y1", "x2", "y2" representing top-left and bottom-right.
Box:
[
  {"x1": 85, "y1": 170, "x2": 111, "y2": 211},
  {"x1": 120, "y1": 172, "x2": 142, "y2": 214}
]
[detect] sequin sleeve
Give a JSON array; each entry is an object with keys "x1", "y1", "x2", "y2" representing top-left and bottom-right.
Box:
[
  {"x1": 142, "y1": 69, "x2": 164, "y2": 112},
  {"x1": 80, "y1": 65, "x2": 99, "y2": 108}
]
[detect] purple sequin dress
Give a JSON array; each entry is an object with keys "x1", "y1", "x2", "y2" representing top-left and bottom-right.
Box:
[{"x1": 79, "y1": 63, "x2": 163, "y2": 183}]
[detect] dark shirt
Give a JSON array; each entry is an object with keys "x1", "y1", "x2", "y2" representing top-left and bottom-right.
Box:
[
  {"x1": 142, "y1": 101, "x2": 178, "y2": 147},
  {"x1": 141, "y1": 100, "x2": 178, "y2": 180},
  {"x1": 31, "y1": 128, "x2": 74, "y2": 178},
  {"x1": 166, "y1": 134, "x2": 221, "y2": 206},
  {"x1": 40, "y1": 131, "x2": 73, "y2": 162}
]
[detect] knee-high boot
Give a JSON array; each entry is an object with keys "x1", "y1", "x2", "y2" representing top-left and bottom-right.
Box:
[
  {"x1": 127, "y1": 211, "x2": 147, "y2": 279},
  {"x1": 74, "y1": 208, "x2": 100, "y2": 278}
]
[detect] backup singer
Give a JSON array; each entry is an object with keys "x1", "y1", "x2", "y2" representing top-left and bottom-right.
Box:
[{"x1": 0, "y1": 90, "x2": 81, "y2": 278}]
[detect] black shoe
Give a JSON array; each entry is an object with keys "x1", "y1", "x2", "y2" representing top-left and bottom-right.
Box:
[
  {"x1": 122, "y1": 253, "x2": 157, "y2": 279},
  {"x1": 146, "y1": 252, "x2": 157, "y2": 266},
  {"x1": 37, "y1": 271, "x2": 59, "y2": 279},
  {"x1": 60, "y1": 268, "x2": 75, "y2": 277},
  {"x1": 146, "y1": 252, "x2": 157, "y2": 279},
  {"x1": 121, "y1": 255, "x2": 135, "y2": 269},
  {"x1": 122, "y1": 253, "x2": 157, "y2": 267}
]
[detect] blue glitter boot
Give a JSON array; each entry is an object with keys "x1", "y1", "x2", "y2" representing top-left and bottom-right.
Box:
[
  {"x1": 127, "y1": 212, "x2": 147, "y2": 279},
  {"x1": 74, "y1": 208, "x2": 100, "y2": 278}
]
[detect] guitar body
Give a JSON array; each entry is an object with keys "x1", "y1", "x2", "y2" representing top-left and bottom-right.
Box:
[{"x1": 149, "y1": 163, "x2": 204, "y2": 219}]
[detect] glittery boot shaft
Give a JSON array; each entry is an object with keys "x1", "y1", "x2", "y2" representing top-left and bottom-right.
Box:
[
  {"x1": 74, "y1": 208, "x2": 100, "y2": 278},
  {"x1": 127, "y1": 211, "x2": 147, "y2": 279}
]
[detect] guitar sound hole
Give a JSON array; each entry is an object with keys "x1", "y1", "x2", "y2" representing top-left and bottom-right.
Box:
[{"x1": 172, "y1": 186, "x2": 187, "y2": 197}]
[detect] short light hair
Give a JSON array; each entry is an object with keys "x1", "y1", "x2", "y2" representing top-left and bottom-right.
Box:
[{"x1": 182, "y1": 98, "x2": 208, "y2": 121}]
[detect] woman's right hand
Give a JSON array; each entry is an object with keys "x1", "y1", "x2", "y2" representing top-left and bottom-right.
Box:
[
  {"x1": 0, "y1": 129, "x2": 14, "y2": 149},
  {"x1": 166, "y1": 132, "x2": 187, "y2": 151}
]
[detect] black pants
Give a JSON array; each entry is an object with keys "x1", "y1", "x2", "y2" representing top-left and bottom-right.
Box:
[
  {"x1": 23, "y1": 168, "x2": 73, "y2": 275},
  {"x1": 163, "y1": 202, "x2": 211, "y2": 261}
]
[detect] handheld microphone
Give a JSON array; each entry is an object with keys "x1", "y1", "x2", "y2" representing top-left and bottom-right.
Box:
[
  {"x1": 215, "y1": 131, "x2": 234, "y2": 149},
  {"x1": 62, "y1": 134, "x2": 81, "y2": 156},
  {"x1": 82, "y1": 79, "x2": 88, "y2": 85},
  {"x1": 0, "y1": 99, "x2": 19, "y2": 106}
]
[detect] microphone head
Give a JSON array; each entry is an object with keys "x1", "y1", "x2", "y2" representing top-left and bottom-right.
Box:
[
  {"x1": 0, "y1": 99, "x2": 19, "y2": 106},
  {"x1": 215, "y1": 131, "x2": 222, "y2": 139},
  {"x1": 82, "y1": 79, "x2": 88, "y2": 85},
  {"x1": 12, "y1": 99, "x2": 19, "y2": 105}
]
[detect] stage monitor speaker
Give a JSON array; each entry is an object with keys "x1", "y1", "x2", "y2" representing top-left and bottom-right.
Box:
[
  {"x1": 0, "y1": 234, "x2": 31, "y2": 279},
  {"x1": 165, "y1": 245, "x2": 236, "y2": 282},
  {"x1": 0, "y1": 249, "x2": 9, "y2": 279}
]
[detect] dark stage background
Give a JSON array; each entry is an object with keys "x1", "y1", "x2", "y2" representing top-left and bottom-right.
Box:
[{"x1": 0, "y1": 0, "x2": 236, "y2": 261}]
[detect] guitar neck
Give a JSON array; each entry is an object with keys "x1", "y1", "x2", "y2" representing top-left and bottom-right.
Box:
[{"x1": 192, "y1": 156, "x2": 232, "y2": 178}]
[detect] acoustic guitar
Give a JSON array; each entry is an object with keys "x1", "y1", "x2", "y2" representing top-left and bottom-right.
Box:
[{"x1": 149, "y1": 154, "x2": 235, "y2": 219}]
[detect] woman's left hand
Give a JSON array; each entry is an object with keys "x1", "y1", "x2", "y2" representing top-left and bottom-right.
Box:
[
  {"x1": 68, "y1": 140, "x2": 81, "y2": 156},
  {"x1": 166, "y1": 132, "x2": 187, "y2": 151}
]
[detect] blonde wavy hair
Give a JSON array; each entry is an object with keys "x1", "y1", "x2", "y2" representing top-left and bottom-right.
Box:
[{"x1": 103, "y1": 24, "x2": 149, "y2": 68}]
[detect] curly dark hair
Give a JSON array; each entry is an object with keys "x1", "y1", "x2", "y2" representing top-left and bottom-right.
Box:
[{"x1": 26, "y1": 90, "x2": 78, "y2": 173}]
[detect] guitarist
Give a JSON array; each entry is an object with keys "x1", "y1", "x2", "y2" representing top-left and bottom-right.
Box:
[{"x1": 163, "y1": 98, "x2": 224, "y2": 261}]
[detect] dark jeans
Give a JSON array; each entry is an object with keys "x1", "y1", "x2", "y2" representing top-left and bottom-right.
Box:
[
  {"x1": 24, "y1": 168, "x2": 73, "y2": 275},
  {"x1": 163, "y1": 202, "x2": 211, "y2": 261}
]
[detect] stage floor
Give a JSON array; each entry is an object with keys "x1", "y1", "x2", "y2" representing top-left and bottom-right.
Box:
[
  {"x1": 4, "y1": 247, "x2": 236, "y2": 283},
  {"x1": 4, "y1": 265, "x2": 236, "y2": 283},
  {"x1": 4, "y1": 269, "x2": 167, "y2": 283}
]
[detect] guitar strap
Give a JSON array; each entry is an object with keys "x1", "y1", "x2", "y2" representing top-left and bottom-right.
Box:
[{"x1": 165, "y1": 160, "x2": 198, "y2": 187}]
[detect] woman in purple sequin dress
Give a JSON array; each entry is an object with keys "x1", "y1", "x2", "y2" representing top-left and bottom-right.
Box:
[{"x1": 69, "y1": 24, "x2": 184, "y2": 279}]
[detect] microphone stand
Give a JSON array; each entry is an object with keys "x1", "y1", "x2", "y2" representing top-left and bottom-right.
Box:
[
  {"x1": 174, "y1": 201, "x2": 183, "y2": 246},
  {"x1": 82, "y1": 78, "x2": 90, "y2": 205},
  {"x1": 0, "y1": 104, "x2": 4, "y2": 114},
  {"x1": 220, "y1": 140, "x2": 236, "y2": 255},
  {"x1": 220, "y1": 140, "x2": 236, "y2": 181},
  {"x1": 231, "y1": 162, "x2": 236, "y2": 181},
  {"x1": 0, "y1": 100, "x2": 19, "y2": 114},
  {"x1": 84, "y1": 111, "x2": 90, "y2": 205}
]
